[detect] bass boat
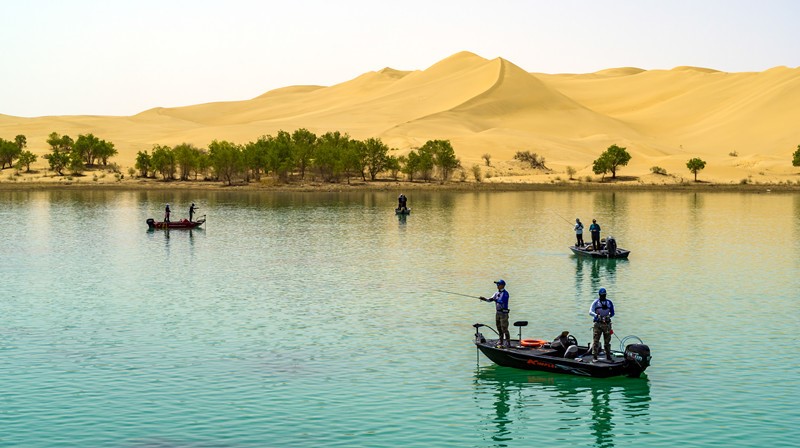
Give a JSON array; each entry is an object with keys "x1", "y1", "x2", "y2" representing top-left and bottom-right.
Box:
[
  {"x1": 146, "y1": 216, "x2": 205, "y2": 230},
  {"x1": 473, "y1": 322, "x2": 651, "y2": 378},
  {"x1": 570, "y1": 236, "x2": 629, "y2": 259}
]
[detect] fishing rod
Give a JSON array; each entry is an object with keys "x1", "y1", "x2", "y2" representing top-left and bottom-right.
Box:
[
  {"x1": 552, "y1": 211, "x2": 574, "y2": 226},
  {"x1": 432, "y1": 289, "x2": 480, "y2": 299}
]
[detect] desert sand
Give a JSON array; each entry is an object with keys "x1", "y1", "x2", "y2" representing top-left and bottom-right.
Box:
[{"x1": 1, "y1": 51, "x2": 799, "y2": 188}]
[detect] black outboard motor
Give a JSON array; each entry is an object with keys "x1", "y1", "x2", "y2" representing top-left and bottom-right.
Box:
[
  {"x1": 624, "y1": 344, "x2": 651, "y2": 377},
  {"x1": 606, "y1": 236, "x2": 617, "y2": 256},
  {"x1": 146, "y1": 218, "x2": 156, "y2": 229}
]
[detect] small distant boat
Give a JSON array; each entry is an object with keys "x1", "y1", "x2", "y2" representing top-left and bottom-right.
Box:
[
  {"x1": 570, "y1": 236, "x2": 629, "y2": 259},
  {"x1": 146, "y1": 216, "x2": 205, "y2": 230},
  {"x1": 395, "y1": 207, "x2": 411, "y2": 215},
  {"x1": 473, "y1": 322, "x2": 651, "y2": 378}
]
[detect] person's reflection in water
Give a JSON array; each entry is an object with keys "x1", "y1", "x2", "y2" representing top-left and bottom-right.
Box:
[
  {"x1": 587, "y1": 258, "x2": 618, "y2": 292},
  {"x1": 491, "y1": 373, "x2": 512, "y2": 445},
  {"x1": 397, "y1": 213, "x2": 407, "y2": 225},
  {"x1": 475, "y1": 366, "x2": 651, "y2": 448},
  {"x1": 590, "y1": 384, "x2": 614, "y2": 447}
]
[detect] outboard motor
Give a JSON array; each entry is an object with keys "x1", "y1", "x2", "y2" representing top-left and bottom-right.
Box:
[
  {"x1": 606, "y1": 236, "x2": 617, "y2": 256},
  {"x1": 146, "y1": 218, "x2": 156, "y2": 229},
  {"x1": 624, "y1": 344, "x2": 651, "y2": 376}
]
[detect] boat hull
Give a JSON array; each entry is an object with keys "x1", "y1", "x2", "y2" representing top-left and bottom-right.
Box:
[
  {"x1": 474, "y1": 338, "x2": 649, "y2": 378},
  {"x1": 569, "y1": 245, "x2": 630, "y2": 259},
  {"x1": 146, "y1": 218, "x2": 205, "y2": 229},
  {"x1": 395, "y1": 208, "x2": 411, "y2": 215}
]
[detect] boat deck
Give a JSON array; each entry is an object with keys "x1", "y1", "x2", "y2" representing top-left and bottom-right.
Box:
[{"x1": 483, "y1": 339, "x2": 623, "y2": 365}]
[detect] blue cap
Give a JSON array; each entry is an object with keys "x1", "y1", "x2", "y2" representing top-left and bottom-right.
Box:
[
  {"x1": 599, "y1": 288, "x2": 606, "y2": 295},
  {"x1": 494, "y1": 279, "x2": 506, "y2": 285}
]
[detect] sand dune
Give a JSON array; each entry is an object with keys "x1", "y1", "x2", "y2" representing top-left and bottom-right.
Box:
[{"x1": 1, "y1": 51, "x2": 799, "y2": 183}]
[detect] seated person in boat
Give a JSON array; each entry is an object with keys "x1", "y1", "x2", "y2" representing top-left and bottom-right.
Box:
[{"x1": 550, "y1": 330, "x2": 577, "y2": 357}]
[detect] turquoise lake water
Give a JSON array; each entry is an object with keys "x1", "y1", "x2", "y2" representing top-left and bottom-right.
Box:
[{"x1": 1, "y1": 189, "x2": 798, "y2": 447}]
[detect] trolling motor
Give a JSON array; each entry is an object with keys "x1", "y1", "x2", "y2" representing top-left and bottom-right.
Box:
[{"x1": 473, "y1": 323, "x2": 500, "y2": 344}]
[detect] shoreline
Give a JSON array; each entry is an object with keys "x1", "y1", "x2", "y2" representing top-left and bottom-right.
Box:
[{"x1": 0, "y1": 177, "x2": 793, "y2": 193}]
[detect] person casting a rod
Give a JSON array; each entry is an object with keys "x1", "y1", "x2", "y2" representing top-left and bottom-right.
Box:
[{"x1": 479, "y1": 279, "x2": 510, "y2": 348}]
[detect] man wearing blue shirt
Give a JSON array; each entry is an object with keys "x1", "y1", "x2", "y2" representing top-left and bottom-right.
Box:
[
  {"x1": 480, "y1": 279, "x2": 510, "y2": 348},
  {"x1": 589, "y1": 288, "x2": 615, "y2": 361},
  {"x1": 589, "y1": 219, "x2": 601, "y2": 251}
]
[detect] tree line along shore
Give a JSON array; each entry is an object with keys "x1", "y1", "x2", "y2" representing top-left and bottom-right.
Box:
[{"x1": 3, "y1": 130, "x2": 800, "y2": 190}]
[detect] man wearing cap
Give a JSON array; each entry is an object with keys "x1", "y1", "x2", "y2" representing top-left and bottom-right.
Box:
[
  {"x1": 480, "y1": 280, "x2": 510, "y2": 348},
  {"x1": 189, "y1": 203, "x2": 198, "y2": 222},
  {"x1": 589, "y1": 219, "x2": 601, "y2": 251},
  {"x1": 574, "y1": 218, "x2": 584, "y2": 247},
  {"x1": 164, "y1": 204, "x2": 171, "y2": 223},
  {"x1": 589, "y1": 288, "x2": 615, "y2": 361}
]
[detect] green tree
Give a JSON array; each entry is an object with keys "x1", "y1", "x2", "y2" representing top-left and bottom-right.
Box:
[
  {"x1": 96, "y1": 140, "x2": 117, "y2": 166},
  {"x1": 362, "y1": 137, "x2": 391, "y2": 181},
  {"x1": 68, "y1": 151, "x2": 85, "y2": 175},
  {"x1": 414, "y1": 146, "x2": 435, "y2": 181},
  {"x1": 15, "y1": 150, "x2": 37, "y2": 172},
  {"x1": 43, "y1": 132, "x2": 73, "y2": 175},
  {"x1": 401, "y1": 152, "x2": 418, "y2": 181},
  {"x1": 385, "y1": 155, "x2": 401, "y2": 180},
  {"x1": 135, "y1": 150, "x2": 152, "y2": 177},
  {"x1": 243, "y1": 139, "x2": 268, "y2": 181},
  {"x1": 0, "y1": 138, "x2": 21, "y2": 169},
  {"x1": 268, "y1": 130, "x2": 294, "y2": 182},
  {"x1": 73, "y1": 133, "x2": 102, "y2": 166},
  {"x1": 195, "y1": 150, "x2": 210, "y2": 180},
  {"x1": 341, "y1": 139, "x2": 364, "y2": 184},
  {"x1": 14, "y1": 134, "x2": 27, "y2": 151},
  {"x1": 315, "y1": 131, "x2": 350, "y2": 182},
  {"x1": 173, "y1": 143, "x2": 200, "y2": 181},
  {"x1": 593, "y1": 144, "x2": 631, "y2": 179},
  {"x1": 686, "y1": 157, "x2": 707, "y2": 181},
  {"x1": 291, "y1": 128, "x2": 317, "y2": 180},
  {"x1": 208, "y1": 140, "x2": 243, "y2": 185},
  {"x1": 792, "y1": 145, "x2": 800, "y2": 167},
  {"x1": 150, "y1": 144, "x2": 176, "y2": 180},
  {"x1": 421, "y1": 139, "x2": 460, "y2": 182}
]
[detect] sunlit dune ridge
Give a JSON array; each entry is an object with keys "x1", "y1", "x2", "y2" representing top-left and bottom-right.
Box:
[{"x1": 2, "y1": 51, "x2": 799, "y2": 181}]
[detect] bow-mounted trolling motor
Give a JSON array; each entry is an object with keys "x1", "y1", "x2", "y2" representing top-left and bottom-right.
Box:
[{"x1": 473, "y1": 323, "x2": 487, "y2": 343}]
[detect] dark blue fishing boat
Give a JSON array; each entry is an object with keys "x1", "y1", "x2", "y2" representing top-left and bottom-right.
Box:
[
  {"x1": 473, "y1": 322, "x2": 650, "y2": 378},
  {"x1": 570, "y1": 236, "x2": 629, "y2": 259}
]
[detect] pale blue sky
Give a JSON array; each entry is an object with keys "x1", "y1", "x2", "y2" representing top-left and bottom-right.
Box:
[{"x1": 1, "y1": 0, "x2": 798, "y2": 117}]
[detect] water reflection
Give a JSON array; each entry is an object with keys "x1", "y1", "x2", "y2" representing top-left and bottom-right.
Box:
[
  {"x1": 474, "y1": 366, "x2": 650, "y2": 448},
  {"x1": 574, "y1": 257, "x2": 623, "y2": 296}
]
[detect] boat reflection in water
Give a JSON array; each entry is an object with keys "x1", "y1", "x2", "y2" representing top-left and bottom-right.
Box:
[{"x1": 474, "y1": 366, "x2": 651, "y2": 447}]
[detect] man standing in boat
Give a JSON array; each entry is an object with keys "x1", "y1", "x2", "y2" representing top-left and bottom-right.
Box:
[
  {"x1": 589, "y1": 219, "x2": 601, "y2": 251},
  {"x1": 589, "y1": 288, "x2": 615, "y2": 362},
  {"x1": 574, "y1": 218, "x2": 584, "y2": 247},
  {"x1": 479, "y1": 279, "x2": 510, "y2": 348},
  {"x1": 164, "y1": 204, "x2": 171, "y2": 223},
  {"x1": 189, "y1": 203, "x2": 198, "y2": 222}
]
